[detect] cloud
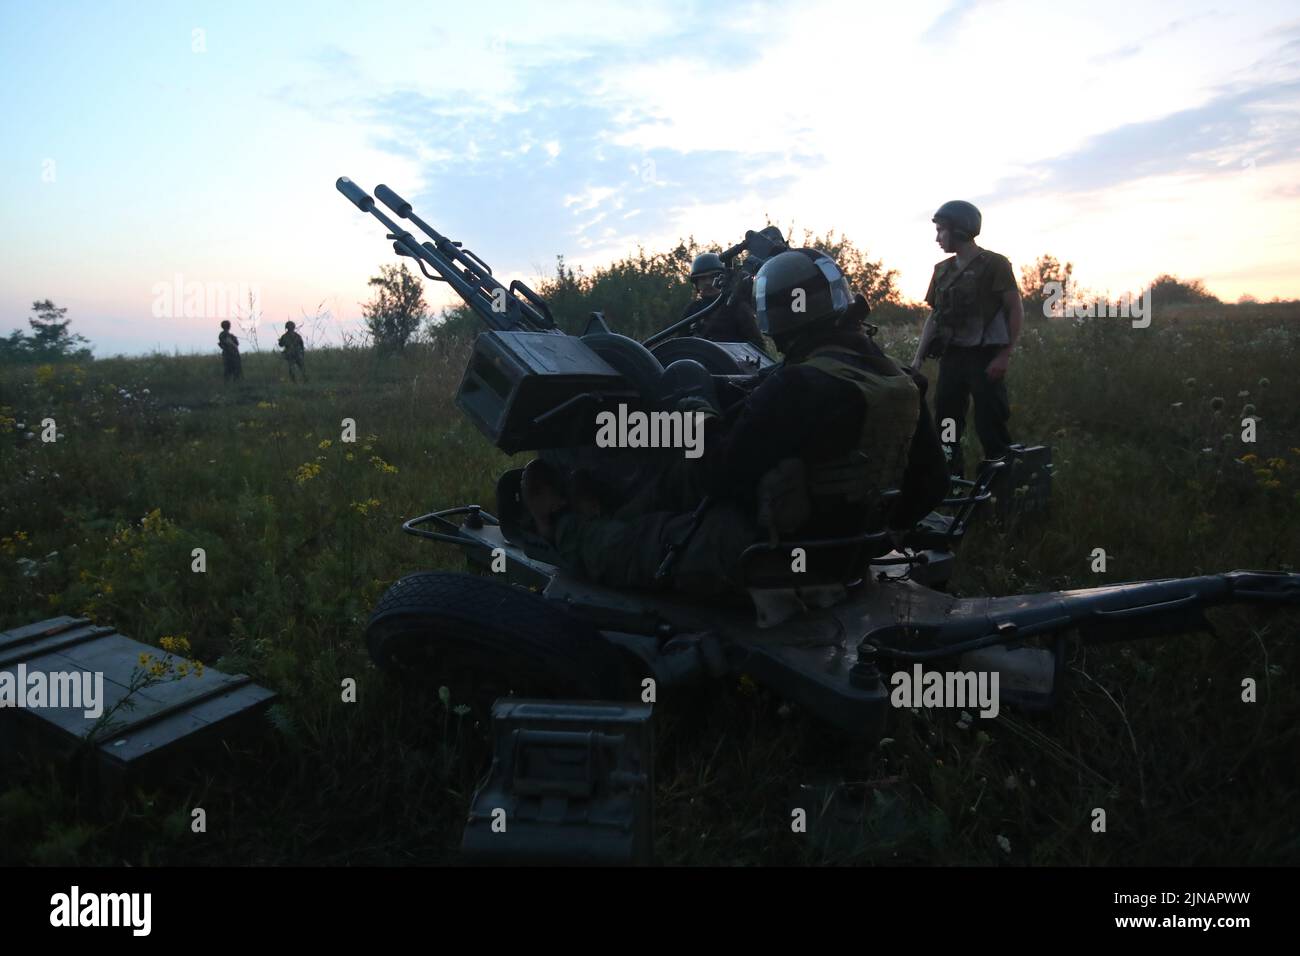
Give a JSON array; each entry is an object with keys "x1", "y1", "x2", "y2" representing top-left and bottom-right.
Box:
[
  {"x1": 351, "y1": 60, "x2": 804, "y2": 274},
  {"x1": 312, "y1": 44, "x2": 361, "y2": 78},
  {"x1": 984, "y1": 76, "x2": 1300, "y2": 200},
  {"x1": 920, "y1": 0, "x2": 986, "y2": 45},
  {"x1": 1088, "y1": 13, "x2": 1207, "y2": 65}
]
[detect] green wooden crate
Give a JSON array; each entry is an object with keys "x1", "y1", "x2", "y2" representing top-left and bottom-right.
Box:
[{"x1": 0, "y1": 616, "x2": 276, "y2": 795}]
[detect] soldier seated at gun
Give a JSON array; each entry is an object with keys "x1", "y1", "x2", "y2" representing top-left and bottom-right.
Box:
[
  {"x1": 521, "y1": 249, "x2": 949, "y2": 595},
  {"x1": 218, "y1": 320, "x2": 243, "y2": 383},
  {"x1": 676, "y1": 252, "x2": 767, "y2": 352},
  {"x1": 278, "y1": 320, "x2": 308, "y2": 382}
]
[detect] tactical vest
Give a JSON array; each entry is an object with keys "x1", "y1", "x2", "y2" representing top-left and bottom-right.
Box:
[
  {"x1": 930, "y1": 251, "x2": 1008, "y2": 348},
  {"x1": 798, "y1": 346, "x2": 920, "y2": 520}
]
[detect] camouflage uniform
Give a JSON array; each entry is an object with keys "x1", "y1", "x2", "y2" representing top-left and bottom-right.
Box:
[
  {"x1": 921, "y1": 249, "x2": 1018, "y2": 477},
  {"x1": 550, "y1": 328, "x2": 948, "y2": 595},
  {"x1": 218, "y1": 328, "x2": 243, "y2": 382},
  {"x1": 278, "y1": 328, "x2": 307, "y2": 382}
]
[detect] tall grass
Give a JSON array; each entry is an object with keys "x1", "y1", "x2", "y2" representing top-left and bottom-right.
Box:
[{"x1": 0, "y1": 307, "x2": 1297, "y2": 864}]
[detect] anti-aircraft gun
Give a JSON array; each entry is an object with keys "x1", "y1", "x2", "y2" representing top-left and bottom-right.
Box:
[
  {"x1": 338, "y1": 178, "x2": 1300, "y2": 863},
  {"x1": 337, "y1": 177, "x2": 775, "y2": 455}
]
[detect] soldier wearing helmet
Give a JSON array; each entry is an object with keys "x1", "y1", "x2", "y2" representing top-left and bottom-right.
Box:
[
  {"x1": 521, "y1": 248, "x2": 949, "y2": 593},
  {"x1": 218, "y1": 320, "x2": 243, "y2": 383},
  {"x1": 913, "y1": 200, "x2": 1023, "y2": 478},
  {"x1": 676, "y1": 251, "x2": 766, "y2": 351},
  {"x1": 277, "y1": 320, "x2": 308, "y2": 383}
]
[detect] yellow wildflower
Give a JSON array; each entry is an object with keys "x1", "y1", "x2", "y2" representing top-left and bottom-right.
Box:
[{"x1": 318, "y1": 439, "x2": 332, "y2": 450}]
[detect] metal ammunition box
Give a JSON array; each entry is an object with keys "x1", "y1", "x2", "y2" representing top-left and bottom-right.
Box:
[
  {"x1": 462, "y1": 698, "x2": 654, "y2": 865},
  {"x1": 456, "y1": 331, "x2": 640, "y2": 453},
  {"x1": 995, "y1": 443, "x2": 1053, "y2": 521},
  {"x1": 0, "y1": 616, "x2": 276, "y2": 798}
]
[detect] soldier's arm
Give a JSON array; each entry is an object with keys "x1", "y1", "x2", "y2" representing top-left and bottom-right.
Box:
[
  {"x1": 985, "y1": 257, "x2": 1022, "y2": 380},
  {"x1": 1001, "y1": 288, "x2": 1023, "y2": 352},
  {"x1": 912, "y1": 268, "x2": 942, "y2": 367},
  {"x1": 702, "y1": 367, "x2": 844, "y2": 497}
]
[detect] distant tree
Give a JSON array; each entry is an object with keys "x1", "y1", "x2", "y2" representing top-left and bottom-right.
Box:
[
  {"x1": 362, "y1": 263, "x2": 428, "y2": 352},
  {"x1": 1146, "y1": 274, "x2": 1220, "y2": 305},
  {"x1": 1020, "y1": 255, "x2": 1074, "y2": 319},
  {"x1": 0, "y1": 329, "x2": 28, "y2": 362},
  {"x1": 0, "y1": 299, "x2": 92, "y2": 363}
]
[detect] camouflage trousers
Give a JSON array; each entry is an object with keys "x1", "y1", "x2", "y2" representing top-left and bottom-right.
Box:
[
  {"x1": 550, "y1": 454, "x2": 758, "y2": 595},
  {"x1": 222, "y1": 352, "x2": 243, "y2": 382},
  {"x1": 284, "y1": 353, "x2": 307, "y2": 381},
  {"x1": 552, "y1": 501, "x2": 757, "y2": 595}
]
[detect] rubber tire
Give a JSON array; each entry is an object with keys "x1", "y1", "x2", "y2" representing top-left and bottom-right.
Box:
[{"x1": 365, "y1": 572, "x2": 629, "y2": 704}]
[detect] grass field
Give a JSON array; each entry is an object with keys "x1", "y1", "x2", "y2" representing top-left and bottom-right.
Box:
[{"x1": 1, "y1": 305, "x2": 1298, "y2": 865}]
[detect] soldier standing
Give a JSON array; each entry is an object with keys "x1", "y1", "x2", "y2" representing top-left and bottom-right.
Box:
[
  {"x1": 912, "y1": 201, "x2": 1023, "y2": 478},
  {"x1": 218, "y1": 320, "x2": 243, "y2": 383},
  {"x1": 677, "y1": 252, "x2": 766, "y2": 351},
  {"x1": 278, "y1": 320, "x2": 308, "y2": 382}
]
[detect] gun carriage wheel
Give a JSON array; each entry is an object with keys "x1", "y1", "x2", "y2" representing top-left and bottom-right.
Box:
[{"x1": 366, "y1": 572, "x2": 630, "y2": 716}]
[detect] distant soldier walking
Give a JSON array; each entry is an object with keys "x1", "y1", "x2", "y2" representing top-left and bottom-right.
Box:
[
  {"x1": 913, "y1": 201, "x2": 1023, "y2": 478},
  {"x1": 218, "y1": 320, "x2": 243, "y2": 383},
  {"x1": 278, "y1": 320, "x2": 307, "y2": 382}
]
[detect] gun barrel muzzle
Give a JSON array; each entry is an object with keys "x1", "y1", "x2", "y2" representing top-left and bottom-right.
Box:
[
  {"x1": 375, "y1": 184, "x2": 413, "y2": 218},
  {"x1": 336, "y1": 177, "x2": 374, "y2": 212}
]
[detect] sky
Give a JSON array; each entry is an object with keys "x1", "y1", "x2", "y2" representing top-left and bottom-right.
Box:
[{"x1": 1, "y1": 0, "x2": 1298, "y2": 356}]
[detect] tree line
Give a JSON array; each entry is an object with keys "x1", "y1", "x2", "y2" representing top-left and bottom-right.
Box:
[{"x1": 0, "y1": 237, "x2": 1262, "y2": 363}]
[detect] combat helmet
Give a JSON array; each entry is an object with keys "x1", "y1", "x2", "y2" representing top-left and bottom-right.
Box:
[
  {"x1": 754, "y1": 249, "x2": 853, "y2": 343},
  {"x1": 689, "y1": 252, "x2": 725, "y2": 279},
  {"x1": 932, "y1": 200, "x2": 981, "y2": 240},
  {"x1": 285, "y1": 320, "x2": 296, "y2": 330}
]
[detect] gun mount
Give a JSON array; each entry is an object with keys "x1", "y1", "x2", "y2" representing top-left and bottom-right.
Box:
[{"x1": 338, "y1": 177, "x2": 774, "y2": 455}]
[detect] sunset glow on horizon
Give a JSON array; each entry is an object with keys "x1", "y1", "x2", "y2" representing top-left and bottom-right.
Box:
[{"x1": 2, "y1": 0, "x2": 1298, "y2": 356}]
